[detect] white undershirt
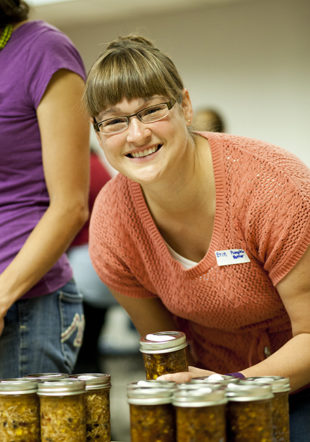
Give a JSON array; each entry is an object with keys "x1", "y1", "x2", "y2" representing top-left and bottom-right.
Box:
[{"x1": 165, "y1": 242, "x2": 198, "y2": 269}]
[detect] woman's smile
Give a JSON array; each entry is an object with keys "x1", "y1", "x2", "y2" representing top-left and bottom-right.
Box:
[{"x1": 126, "y1": 144, "x2": 163, "y2": 159}]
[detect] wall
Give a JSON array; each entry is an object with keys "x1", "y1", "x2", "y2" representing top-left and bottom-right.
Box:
[{"x1": 62, "y1": 0, "x2": 310, "y2": 165}]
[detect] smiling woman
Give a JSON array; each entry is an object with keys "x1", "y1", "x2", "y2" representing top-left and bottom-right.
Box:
[{"x1": 84, "y1": 34, "x2": 310, "y2": 442}]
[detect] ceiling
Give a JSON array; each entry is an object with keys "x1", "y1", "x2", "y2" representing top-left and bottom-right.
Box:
[{"x1": 29, "y1": 0, "x2": 250, "y2": 28}]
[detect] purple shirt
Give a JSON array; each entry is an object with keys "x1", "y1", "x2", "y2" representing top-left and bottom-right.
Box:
[{"x1": 0, "y1": 21, "x2": 86, "y2": 298}]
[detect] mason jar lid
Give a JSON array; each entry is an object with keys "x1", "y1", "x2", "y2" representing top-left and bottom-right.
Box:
[
  {"x1": 37, "y1": 379, "x2": 85, "y2": 396},
  {"x1": 128, "y1": 380, "x2": 176, "y2": 390},
  {"x1": 72, "y1": 373, "x2": 111, "y2": 390},
  {"x1": 177, "y1": 382, "x2": 225, "y2": 392},
  {"x1": 173, "y1": 387, "x2": 227, "y2": 407},
  {"x1": 241, "y1": 376, "x2": 290, "y2": 393},
  {"x1": 24, "y1": 373, "x2": 69, "y2": 381},
  {"x1": 127, "y1": 386, "x2": 173, "y2": 405},
  {"x1": 226, "y1": 382, "x2": 273, "y2": 402},
  {"x1": 139, "y1": 331, "x2": 187, "y2": 354},
  {"x1": 0, "y1": 379, "x2": 38, "y2": 395},
  {"x1": 191, "y1": 374, "x2": 239, "y2": 385}
]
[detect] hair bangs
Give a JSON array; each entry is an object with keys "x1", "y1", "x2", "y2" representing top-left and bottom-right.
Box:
[{"x1": 85, "y1": 47, "x2": 180, "y2": 118}]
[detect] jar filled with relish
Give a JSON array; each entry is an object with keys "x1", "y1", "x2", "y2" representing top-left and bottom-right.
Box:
[
  {"x1": 241, "y1": 377, "x2": 290, "y2": 442},
  {"x1": 128, "y1": 385, "x2": 175, "y2": 442},
  {"x1": 38, "y1": 378, "x2": 86, "y2": 442},
  {"x1": 0, "y1": 378, "x2": 40, "y2": 441},
  {"x1": 173, "y1": 386, "x2": 227, "y2": 442},
  {"x1": 140, "y1": 331, "x2": 188, "y2": 379},
  {"x1": 226, "y1": 382, "x2": 274, "y2": 442},
  {"x1": 73, "y1": 373, "x2": 111, "y2": 442}
]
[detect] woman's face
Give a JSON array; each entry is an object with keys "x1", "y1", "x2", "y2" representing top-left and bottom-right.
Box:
[{"x1": 95, "y1": 91, "x2": 193, "y2": 186}]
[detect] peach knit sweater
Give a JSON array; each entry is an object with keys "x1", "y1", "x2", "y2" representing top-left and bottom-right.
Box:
[{"x1": 90, "y1": 133, "x2": 310, "y2": 373}]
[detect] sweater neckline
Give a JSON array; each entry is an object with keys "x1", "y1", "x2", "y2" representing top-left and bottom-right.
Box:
[{"x1": 129, "y1": 132, "x2": 226, "y2": 276}]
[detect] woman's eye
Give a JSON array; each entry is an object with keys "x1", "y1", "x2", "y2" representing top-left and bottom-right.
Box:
[
  {"x1": 144, "y1": 106, "x2": 162, "y2": 116},
  {"x1": 106, "y1": 118, "x2": 125, "y2": 126}
]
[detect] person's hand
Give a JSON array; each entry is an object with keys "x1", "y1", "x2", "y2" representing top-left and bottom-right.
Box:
[{"x1": 157, "y1": 366, "x2": 216, "y2": 383}]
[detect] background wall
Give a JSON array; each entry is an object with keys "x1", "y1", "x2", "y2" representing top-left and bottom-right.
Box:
[{"x1": 50, "y1": 0, "x2": 309, "y2": 165}]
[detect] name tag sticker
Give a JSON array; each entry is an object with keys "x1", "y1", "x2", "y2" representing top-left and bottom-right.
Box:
[{"x1": 215, "y1": 249, "x2": 250, "y2": 266}]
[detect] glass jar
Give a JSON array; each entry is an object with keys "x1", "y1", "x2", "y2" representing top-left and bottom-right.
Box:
[
  {"x1": 241, "y1": 377, "x2": 290, "y2": 442},
  {"x1": 128, "y1": 385, "x2": 175, "y2": 442},
  {"x1": 173, "y1": 386, "x2": 227, "y2": 442},
  {"x1": 140, "y1": 331, "x2": 188, "y2": 379},
  {"x1": 74, "y1": 373, "x2": 111, "y2": 442},
  {"x1": 226, "y1": 382, "x2": 274, "y2": 442},
  {"x1": 38, "y1": 378, "x2": 86, "y2": 441},
  {"x1": 0, "y1": 378, "x2": 40, "y2": 441}
]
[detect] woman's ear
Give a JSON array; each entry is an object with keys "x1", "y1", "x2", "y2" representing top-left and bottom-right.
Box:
[{"x1": 181, "y1": 89, "x2": 193, "y2": 126}]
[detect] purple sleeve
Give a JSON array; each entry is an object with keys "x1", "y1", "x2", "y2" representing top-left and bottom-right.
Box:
[{"x1": 25, "y1": 27, "x2": 86, "y2": 108}]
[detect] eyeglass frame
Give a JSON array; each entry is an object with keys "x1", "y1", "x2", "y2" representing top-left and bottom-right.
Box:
[{"x1": 93, "y1": 99, "x2": 176, "y2": 134}]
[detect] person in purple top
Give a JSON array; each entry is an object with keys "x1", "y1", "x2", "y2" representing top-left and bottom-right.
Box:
[{"x1": 0, "y1": 0, "x2": 90, "y2": 377}]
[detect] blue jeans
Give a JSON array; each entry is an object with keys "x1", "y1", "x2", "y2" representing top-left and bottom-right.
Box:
[
  {"x1": 289, "y1": 388, "x2": 310, "y2": 442},
  {"x1": 0, "y1": 280, "x2": 84, "y2": 378}
]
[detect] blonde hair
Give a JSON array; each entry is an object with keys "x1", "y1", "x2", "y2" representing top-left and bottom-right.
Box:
[{"x1": 85, "y1": 35, "x2": 184, "y2": 118}]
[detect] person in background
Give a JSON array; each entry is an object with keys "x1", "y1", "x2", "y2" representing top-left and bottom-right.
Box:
[
  {"x1": 67, "y1": 148, "x2": 115, "y2": 373},
  {"x1": 83, "y1": 34, "x2": 310, "y2": 440},
  {"x1": 192, "y1": 107, "x2": 225, "y2": 132},
  {"x1": 0, "y1": 0, "x2": 89, "y2": 377}
]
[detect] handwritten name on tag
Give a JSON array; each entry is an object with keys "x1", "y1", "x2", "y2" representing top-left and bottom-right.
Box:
[{"x1": 215, "y1": 249, "x2": 250, "y2": 266}]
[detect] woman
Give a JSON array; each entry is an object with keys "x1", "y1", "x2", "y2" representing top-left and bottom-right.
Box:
[
  {"x1": 85, "y1": 35, "x2": 310, "y2": 439},
  {"x1": 0, "y1": 1, "x2": 89, "y2": 376}
]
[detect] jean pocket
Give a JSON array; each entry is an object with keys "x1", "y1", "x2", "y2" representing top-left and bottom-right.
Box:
[{"x1": 58, "y1": 283, "x2": 84, "y2": 370}]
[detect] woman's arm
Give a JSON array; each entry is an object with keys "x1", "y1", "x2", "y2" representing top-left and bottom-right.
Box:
[
  {"x1": 110, "y1": 289, "x2": 178, "y2": 336},
  {"x1": 160, "y1": 246, "x2": 310, "y2": 390},
  {"x1": 0, "y1": 70, "x2": 90, "y2": 333}
]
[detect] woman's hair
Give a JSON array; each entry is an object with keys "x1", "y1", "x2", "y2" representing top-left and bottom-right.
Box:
[
  {"x1": 0, "y1": 0, "x2": 29, "y2": 26},
  {"x1": 85, "y1": 35, "x2": 184, "y2": 118}
]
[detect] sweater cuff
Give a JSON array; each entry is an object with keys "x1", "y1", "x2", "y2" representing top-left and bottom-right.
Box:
[{"x1": 225, "y1": 372, "x2": 245, "y2": 379}]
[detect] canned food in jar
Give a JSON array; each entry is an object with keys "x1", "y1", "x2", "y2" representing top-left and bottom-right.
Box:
[
  {"x1": 38, "y1": 378, "x2": 86, "y2": 442},
  {"x1": 242, "y1": 377, "x2": 290, "y2": 442},
  {"x1": 74, "y1": 373, "x2": 111, "y2": 441},
  {"x1": 226, "y1": 382, "x2": 274, "y2": 442},
  {"x1": 128, "y1": 385, "x2": 175, "y2": 442},
  {"x1": 0, "y1": 378, "x2": 40, "y2": 441},
  {"x1": 140, "y1": 331, "x2": 188, "y2": 379},
  {"x1": 173, "y1": 386, "x2": 227, "y2": 442}
]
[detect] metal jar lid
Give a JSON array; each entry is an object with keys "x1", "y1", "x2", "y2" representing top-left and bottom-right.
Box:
[
  {"x1": 128, "y1": 380, "x2": 176, "y2": 390},
  {"x1": 226, "y1": 382, "x2": 274, "y2": 402},
  {"x1": 241, "y1": 376, "x2": 290, "y2": 393},
  {"x1": 191, "y1": 374, "x2": 240, "y2": 385},
  {"x1": 173, "y1": 387, "x2": 227, "y2": 407},
  {"x1": 139, "y1": 331, "x2": 187, "y2": 354},
  {"x1": 24, "y1": 373, "x2": 69, "y2": 381},
  {"x1": 73, "y1": 373, "x2": 111, "y2": 390},
  {"x1": 0, "y1": 379, "x2": 37, "y2": 395},
  {"x1": 37, "y1": 379, "x2": 85, "y2": 396},
  {"x1": 127, "y1": 386, "x2": 173, "y2": 405},
  {"x1": 177, "y1": 382, "x2": 225, "y2": 392}
]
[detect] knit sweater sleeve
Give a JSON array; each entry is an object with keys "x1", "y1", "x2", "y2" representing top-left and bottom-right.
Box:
[
  {"x1": 89, "y1": 174, "x2": 157, "y2": 298},
  {"x1": 235, "y1": 138, "x2": 310, "y2": 286}
]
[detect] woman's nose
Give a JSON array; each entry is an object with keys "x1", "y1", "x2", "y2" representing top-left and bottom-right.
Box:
[{"x1": 126, "y1": 117, "x2": 151, "y2": 143}]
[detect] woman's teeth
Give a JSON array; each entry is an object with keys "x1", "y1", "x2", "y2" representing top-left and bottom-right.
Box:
[{"x1": 130, "y1": 145, "x2": 161, "y2": 158}]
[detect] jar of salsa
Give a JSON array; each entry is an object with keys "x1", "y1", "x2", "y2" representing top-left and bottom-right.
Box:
[
  {"x1": 128, "y1": 385, "x2": 175, "y2": 442},
  {"x1": 226, "y1": 382, "x2": 274, "y2": 442},
  {"x1": 73, "y1": 373, "x2": 111, "y2": 441},
  {"x1": 0, "y1": 378, "x2": 40, "y2": 441},
  {"x1": 140, "y1": 331, "x2": 188, "y2": 379},
  {"x1": 173, "y1": 386, "x2": 227, "y2": 442},
  {"x1": 241, "y1": 377, "x2": 290, "y2": 442},
  {"x1": 38, "y1": 378, "x2": 86, "y2": 441}
]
